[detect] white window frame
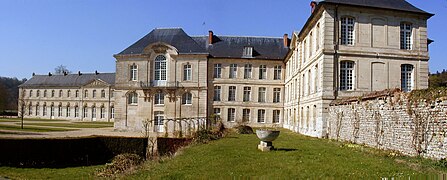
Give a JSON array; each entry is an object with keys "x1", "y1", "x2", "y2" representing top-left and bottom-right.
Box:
[
  {"x1": 341, "y1": 17, "x2": 355, "y2": 45},
  {"x1": 340, "y1": 61, "x2": 354, "y2": 91},
  {"x1": 274, "y1": 65, "x2": 282, "y2": 80},
  {"x1": 242, "y1": 109, "x2": 250, "y2": 122},
  {"x1": 154, "y1": 111, "x2": 164, "y2": 126},
  {"x1": 214, "y1": 64, "x2": 222, "y2": 78},
  {"x1": 183, "y1": 64, "x2": 192, "y2": 81},
  {"x1": 229, "y1": 64, "x2": 237, "y2": 79},
  {"x1": 101, "y1": 90, "x2": 106, "y2": 98},
  {"x1": 155, "y1": 93, "x2": 165, "y2": 105},
  {"x1": 182, "y1": 92, "x2": 192, "y2": 105},
  {"x1": 92, "y1": 106, "x2": 96, "y2": 119},
  {"x1": 273, "y1": 110, "x2": 280, "y2": 124},
  {"x1": 154, "y1": 55, "x2": 167, "y2": 81},
  {"x1": 130, "y1": 63, "x2": 138, "y2": 81},
  {"x1": 100, "y1": 107, "x2": 105, "y2": 119},
  {"x1": 400, "y1": 22, "x2": 413, "y2": 50},
  {"x1": 273, "y1": 88, "x2": 281, "y2": 103},
  {"x1": 258, "y1": 87, "x2": 266, "y2": 103},
  {"x1": 259, "y1": 65, "x2": 267, "y2": 79},
  {"x1": 75, "y1": 106, "x2": 79, "y2": 118},
  {"x1": 228, "y1": 86, "x2": 236, "y2": 101},
  {"x1": 257, "y1": 109, "x2": 265, "y2": 123},
  {"x1": 243, "y1": 87, "x2": 251, "y2": 102},
  {"x1": 66, "y1": 106, "x2": 70, "y2": 117},
  {"x1": 401, "y1": 64, "x2": 414, "y2": 92},
  {"x1": 243, "y1": 46, "x2": 253, "y2": 58},
  {"x1": 244, "y1": 64, "x2": 252, "y2": 79},
  {"x1": 128, "y1": 92, "x2": 138, "y2": 105},
  {"x1": 213, "y1": 86, "x2": 221, "y2": 101},
  {"x1": 110, "y1": 107, "x2": 115, "y2": 119},
  {"x1": 227, "y1": 108, "x2": 236, "y2": 122}
]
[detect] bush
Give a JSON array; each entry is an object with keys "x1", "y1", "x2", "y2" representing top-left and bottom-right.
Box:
[
  {"x1": 96, "y1": 153, "x2": 143, "y2": 177},
  {"x1": 435, "y1": 158, "x2": 447, "y2": 168},
  {"x1": 234, "y1": 125, "x2": 254, "y2": 134},
  {"x1": 192, "y1": 121, "x2": 226, "y2": 144}
]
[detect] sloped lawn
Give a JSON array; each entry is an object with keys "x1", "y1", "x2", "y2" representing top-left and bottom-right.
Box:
[{"x1": 130, "y1": 130, "x2": 446, "y2": 179}]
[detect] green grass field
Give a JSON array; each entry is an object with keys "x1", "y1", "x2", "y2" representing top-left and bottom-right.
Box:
[
  {"x1": 0, "y1": 130, "x2": 446, "y2": 179},
  {"x1": 19, "y1": 122, "x2": 113, "y2": 129},
  {"x1": 0, "y1": 124, "x2": 75, "y2": 132}
]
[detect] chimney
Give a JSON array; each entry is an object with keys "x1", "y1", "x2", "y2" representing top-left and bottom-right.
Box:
[
  {"x1": 283, "y1": 33, "x2": 289, "y2": 47},
  {"x1": 32, "y1": 72, "x2": 35, "y2": 76},
  {"x1": 310, "y1": 1, "x2": 317, "y2": 14},
  {"x1": 95, "y1": 70, "x2": 99, "y2": 75},
  {"x1": 78, "y1": 71, "x2": 82, "y2": 76},
  {"x1": 63, "y1": 71, "x2": 68, "y2": 76},
  {"x1": 208, "y1": 30, "x2": 213, "y2": 45},
  {"x1": 48, "y1": 72, "x2": 52, "y2": 76}
]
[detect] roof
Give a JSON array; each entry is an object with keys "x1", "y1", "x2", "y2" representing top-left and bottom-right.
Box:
[
  {"x1": 192, "y1": 36, "x2": 289, "y2": 60},
  {"x1": 118, "y1": 28, "x2": 208, "y2": 55},
  {"x1": 19, "y1": 73, "x2": 115, "y2": 88},
  {"x1": 319, "y1": 0, "x2": 432, "y2": 15}
]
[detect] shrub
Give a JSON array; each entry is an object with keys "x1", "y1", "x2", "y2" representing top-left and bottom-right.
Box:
[
  {"x1": 234, "y1": 125, "x2": 254, "y2": 134},
  {"x1": 96, "y1": 153, "x2": 143, "y2": 177},
  {"x1": 192, "y1": 121, "x2": 226, "y2": 144},
  {"x1": 435, "y1": 158, "x2": 447, "y2": 168}
]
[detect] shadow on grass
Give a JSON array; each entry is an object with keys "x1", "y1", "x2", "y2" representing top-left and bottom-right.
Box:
[{"x1": 273, "y1": 148, "x2": 298, "y2": 152}]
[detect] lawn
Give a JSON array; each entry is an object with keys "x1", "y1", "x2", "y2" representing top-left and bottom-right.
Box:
[
  {"x1": 0, "y1": 129, "x2": 446, "y2": 179},
  {"x1": 0, "y1": 118, "x2": 65, "y2": 122},
  {"x1": 0, "y1": 124, "x2": 76, "y2": 132},
  {"x1": 130, "y1": 130, "x2": 446, "y2": 179},
  {"x1": 19, "y1": 122, "x2": 113, "y2": 128}
]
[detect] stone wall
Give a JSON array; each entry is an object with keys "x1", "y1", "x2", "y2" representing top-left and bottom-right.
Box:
[{"x1": 327, "y1": 90, "x2": 447, "y2": 160}]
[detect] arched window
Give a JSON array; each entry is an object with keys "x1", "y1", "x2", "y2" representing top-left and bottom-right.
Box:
[
  {"x1": 84, "y1": 90, "x2": 88, "y2": 98},
  {"x1": 74, "y1": 106, "x2": 79, "y2": 118},
  {"x1": 29, "y1": 90, "x2": 33, "y2": 97},
  {"x1": 400, "y1": 22, "x2": 412, "y2": 50},
  {"x1": 58, "y1": 105, "x2": 62, "y2": 117},
  {"x1": 110, "y1": 106, "x2": 115, "y2": 119},
  {"x1": 130, "y1": 63, "x2": 138, "y2": 81},
  {"x1": 154, "y1": 55, "x2": 167, "y2": 81},
  {"x1": 75, "y1": 90, "x2": 79, "y2": 98},
  {"x1": 83, "y1": 106, "x2": 88, "y2": 118},
  {"x1": 92, "y1": 106, "x2": 96, "y2": 119},
  {"x1": 401, "y1": 64, "x2": 414, "y2": 92},
  {"x1": 67, "y1": 90, "x2": 71, "y2": 98},
  {"x1": 66, "y1": 105, "x2": 70, "y2": 117},
  {"x1": 182, "y1": 92, "x2": 192, "y2": 105},
  {"x1": 44, "y1": 90, "x2": 47, "y2": 97},
  {"x1": 36, "y1": 104, "x2": 40, "y2": 116},
  {"x1": 92, "y1": 90, "x2": 96, "y2": 98},
  {"x1": 51, "y1": 90, "x2": 55, "y2": 97},
  {"x1": 37, "y1": 90, "x2": 40, "y2": 97},
  {"x1": 59, "y1": 90, "x2": 63, "y2": 97},
  {"x1": 340, "y1": 61, "x2": 354, "y2": 91},
  {"x1": 101, "y1": 90, "x2": 106, "y2": 98},
  {"x1": 128, "y1": 92, "x2": 138, "y2": 105},
  {"x1": 28, "y1": 103, "x2": 33, "y2": 115},
  {"x1": 341, "y1": 17, "x2": 355, "y2": 45}
]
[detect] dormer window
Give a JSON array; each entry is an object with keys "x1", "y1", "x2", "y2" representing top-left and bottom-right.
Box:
[{"x1": 243, "y1": 46, "x2": 253, "y2": 58}]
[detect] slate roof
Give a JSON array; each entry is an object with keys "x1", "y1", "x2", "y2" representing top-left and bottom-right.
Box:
[
  {"x1": 19, "y1": 73, "x2": 115, "y2": 88},
  {"x1": 192, "y1": 36, "x2": 289, "y2": 60},
  {"x1": 118, "y1": 28, "x2": 208, "y2": 55},
  {"x1": 319, "y1": 0, "x2": 432, "y2": 15}
]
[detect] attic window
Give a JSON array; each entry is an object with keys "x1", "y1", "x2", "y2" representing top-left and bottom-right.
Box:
[{"x1": 243, "y1": 46, "x2": 253, "y2": 58}]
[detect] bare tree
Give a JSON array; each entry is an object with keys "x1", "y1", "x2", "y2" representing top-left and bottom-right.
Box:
[
  {"x1": 18, "y1": 88, "x2": 26, "y2": 129},
  {"x1": 54, "y1": 65, "x2": 71, "y2": 75}
]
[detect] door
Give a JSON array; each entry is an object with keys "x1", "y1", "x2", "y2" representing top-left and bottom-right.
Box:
[
  {"x1": 154, "y1": 111, "x2": 164, "y2": 132},
  {"x1": 371, "y1": 62, "x2": 387, "y2": 91}
]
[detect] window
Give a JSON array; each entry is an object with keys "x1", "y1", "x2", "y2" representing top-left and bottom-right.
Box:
[
  {"x1": 273, "y1": 88, "x2": 281, "y2": 103},
  {"x1": 128, "y1": 92, "x2": 138, "y2": 104},
  {"x1": 58, "y1": 105, "x2": 62, "y2": 117},
  {"x1": 92, "y1": 107, "x2": 96, "y2": 119},
  {"x1": 83, "y1": 107, "x2": 88, "y2": 118},
  {"x1": 50, "y1": 105, "x2": 54, "y2": 117},
  {"x1": 154, "y1": 55, "x2": 167, "y2": 81},
  {"x1": 75, "y1": 90, "x2": 79, "y2": 98},
  {"x1": 130, "y1": 64, "x2": 138, "y2": 81},
  {"x1": 309, "y1": 32, "x2": 313, "y2": 57},
  {"x1": 308, "y1": 70, "x2": 311, "y2": 94},
  {"x1": 37, "y1": 90, "x2": 40, "y2": 97},
  {"x1": 228, "y1": 86, "x2": 236, "y2": 101},
  {"x1": 29, "y1": 90, "x2": 33, "y2": 97},
  {"x1": 273, "y1": 110, "x2": 280, "y2": 124},
  {"x1": 111, "y1": 90, "x2": 114, "y2": 98},
  {"x1": 274, "y1": 65, "x2": 282, "y2": 80},
  {"x1": 28, "y1": 104, "x2": 32, "y2": 115},
  {"x1": 213, "y1": 108, "x2": 221, "y2": 120},
  {"x1": 84, "y1": 90, "x2": 88, "y2": 98},
  {"x1": 154, "y1": 111, "x2": 164, "y2": 126},
  {"x1": 259, "y1": 65, "x2": 267, "y2": 79},
  {"x1": 340, "y1": 61, "x2": 354, "y2": 91},
  {"x1": 242, "y1": 109, "x2": 250, "y2": 122},
  {"x1": 401, "y1": 64, "x2": 414, "y2": 92},
  {"x1": 110, "y1": 107, "x2": 115, "y2": 119},
  {"x1": 66, "y1": 106, "x2": 70, "y2": 117},
  {"x1": 75, "y1": 106, "x2": 79, "y2": 118},
  {"x1": 243, "y1": 87, "x2": 251, "y2": 102},
  {"x1": 400, "y1": 23, "x2": 412, "y2": 50},
  {"x1": 155, "y1": 93, "x2": 165, "y2": 105},
  {"x1": 214, "y1": 64, "x2": 222, "y2": 78},
  {"x1": 100, "y1": 107, "x2": 105, "y2": 119},
  {"x1": 227, "y1": 108, "x2": 235, "y2": 122},
  {"x1": 229, "y1": 64, "x2": 237, "y2": 78},
  {"x1": 341, "y1": 17, "x2": 355, "y2": 45},
  {"x1": 59, "y1": 90, "x2": 63, "y2": 97},
  {"x1": 101, "y1": 90, "x2": 106, "y2": 98},
  {"x1": 258, "y1": 109, "x2": 265, "y2": 123},
  {"x1": 182, "y1": 92, "x2": 192, "y2": 105},
  {"x1": 51, "y1": 90, "x2": 55, "y2": 97},
  {"x1": 313, "y1": 105, "x2": 317, "y2": 131},
  {"x1": 243, "y1": 46, "x2": 253, "y2": 58},
  {"x1": 258, "y1": 87, "x2": 266, "y2": 103},
  {"x1": 213, "y1": 86, "x2": 221, "y2": 101},
  {"x1": 93, "y1": 90, "x2": 96, "y2": 98},
  {"x1": 44, "y1": 90, "x2": 47, "y2": 97},
  {"x1": 36, "y1": 105, "x2": 40, "y2": 116},
  {"x1": 67, "y1": 90, "x2": 71, "y2": 98},
  {"x1": 316, "y1": 23, "x2": 320, "y2": 50},
  {"x1": 244, "y1": 64, "x2": 252, "y2": 79},
  {"x1": 315, "y1": 65, "x2": 319, "y2": 92},
  {"x1": 183, "y1": 64, "x2": 192, "y2": 81},
  {"x1": 43, "y1": 105, "x2": 47, "y2": 116}
]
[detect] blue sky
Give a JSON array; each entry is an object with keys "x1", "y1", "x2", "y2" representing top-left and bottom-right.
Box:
[{"x1": 0, "y1": 0, "x2": 445, "y2": 79}]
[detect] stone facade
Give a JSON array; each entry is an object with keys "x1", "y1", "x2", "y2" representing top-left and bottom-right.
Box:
[
  {"x1": 283, "y1": 1, "x2": 432, "y2": 137},
  {"x1": 327, "y1": 91, "x2": 447, "y2": 160}
]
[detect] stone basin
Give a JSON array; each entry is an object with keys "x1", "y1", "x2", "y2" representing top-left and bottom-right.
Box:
[{"x1": 256, "y1": 130, "x2": 280, "y2": 142}]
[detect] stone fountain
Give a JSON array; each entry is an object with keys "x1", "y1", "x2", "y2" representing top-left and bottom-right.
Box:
[{"x1": 256, "y1": 129, "x2": 280, "y2": 151}]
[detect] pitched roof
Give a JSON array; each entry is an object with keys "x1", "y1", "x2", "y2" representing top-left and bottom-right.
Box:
[
  {"x1": 118, "y1": 28, "x2": 208, "y2": 55},
  {"x1": 192, "y1": 36, "x2": 289, "y2": 60},
  {"x1": 19, "y1": 73, "x2": 115, "y2": 88},
  {"x1": 319, "y1": 0, "x2": 432, "y2": 15}
]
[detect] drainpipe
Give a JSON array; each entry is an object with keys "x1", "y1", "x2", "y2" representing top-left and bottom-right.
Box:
[{"x1": 334, "y1": 5, "x2": 339, "y2": 100}]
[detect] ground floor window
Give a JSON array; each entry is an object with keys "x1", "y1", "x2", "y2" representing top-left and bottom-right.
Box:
[
  {"x1": 75, "y1": 106, "x2": 79, "y2": 118},
  {"x1": 92, "y1": 107, "x2": 96, "y2": 119},
  {"x1": 100, "y1": 107, "x2": 105, "y2": 119},
  {"x1": 227, "y1": 108, "x2": 235, "y2": 122},
  {"x1": 58, "y1": 106, "x2": 62, "y2": 117},
  {"x1": 110, "y1": 107, "x2": 115, "y2": 119},
  {"x1": 242, "y1": 109, "x2": 250, "y2": 122},
  {"x1": 258, "y1": 109, "x2": 265, "y2": 123},
  {"x1": 83, "y1": 107, "x2": 88, "y2": 118},
  {"x1": 154, "y1": 111, "x2": 164, "y2": 125},
  {"x1": 273, "y1": 110, "x2": 280, "y2": 124},
  {"x1": 66, "y1": 106, "x2": 70, "y2": 117},
  {"x1": 213, "y1": 108, "x2": 221, "y2": 121}
]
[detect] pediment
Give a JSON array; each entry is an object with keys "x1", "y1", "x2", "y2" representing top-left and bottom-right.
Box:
[{"x1": 83, "y1": 79, "x2": 110, "y2": 87}]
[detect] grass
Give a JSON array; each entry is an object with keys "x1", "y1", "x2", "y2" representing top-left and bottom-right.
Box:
[
  {"x1": 0, "y1": 118, "x2": 65, "y2": 122},
  {"x1": 0, "y1": 129, "x2": 446, "y2": 179},
  {"x1": 0, "y1": 165, "x2": 103, "y2": 180},
  {"x1": 129, "y1": 130, "x2": 447, "y2": 179},
  {"x1": 0, "y1": 124, "x2": 76, "y2": 132},
  {"x1": 19, "y1": 122, "x2": 113, "y2": 129}
]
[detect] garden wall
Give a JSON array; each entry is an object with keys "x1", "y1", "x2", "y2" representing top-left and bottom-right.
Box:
[
  {"x1": 327, "y1": 89, "x2": 447, "y2": 159},
  {"x1": 0, "y1": 136, "x2": 147, "y2": 167}
]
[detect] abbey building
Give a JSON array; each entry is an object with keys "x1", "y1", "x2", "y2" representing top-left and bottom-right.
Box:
[{"x1": 18, "y1": 0, "x2": 433, "y2": 137}]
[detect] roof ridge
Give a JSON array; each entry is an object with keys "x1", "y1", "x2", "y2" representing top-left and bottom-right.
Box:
[{"x1": 154, "y1": 27, "x2": 183, "y2": 30}]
